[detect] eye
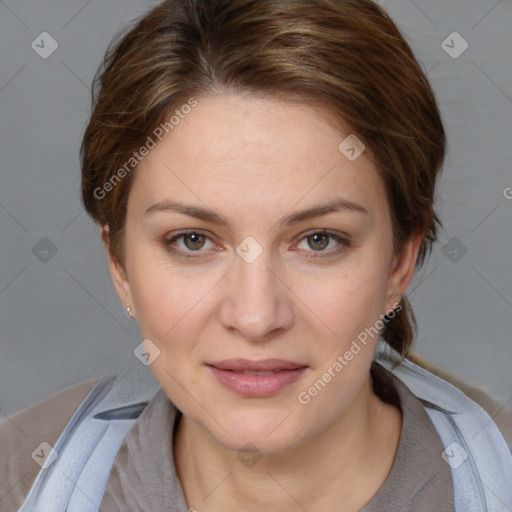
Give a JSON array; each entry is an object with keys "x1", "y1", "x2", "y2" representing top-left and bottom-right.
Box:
[
  {"x1": 295, "y1": 230, "x2": 350, "y2": 258},
  {"x1": 163, "y1": 230, "x2": 217, "y2": 259},
  {"x1": 162, "y1": 229, "x2": 350, "y2": 260}
]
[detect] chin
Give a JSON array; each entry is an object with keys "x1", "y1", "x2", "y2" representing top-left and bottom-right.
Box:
[{"x1": 204, "y1": 408, "x2": 311, "y2": 455}]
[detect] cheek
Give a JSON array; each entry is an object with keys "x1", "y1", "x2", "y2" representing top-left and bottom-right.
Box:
[
  {"x1": 290, "y1": 260, "x2": 389, "y2": 420},
  {"x1": 133, "y1": 268, "x2": 205, "y2": 339},
  {"x1": 292, "y1": 255, "x2": 390, "y2": 341},
  {"x1": 125, "y1": 241, "x2": 190, "y2": 335}
]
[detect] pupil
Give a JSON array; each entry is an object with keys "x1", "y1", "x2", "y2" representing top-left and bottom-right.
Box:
[
  {"x1": 186, "y1": 234, "x2": 204, "y2": 250},
  {"x1": 309, "y1": 234, "x2": 328, "y2": 250}
]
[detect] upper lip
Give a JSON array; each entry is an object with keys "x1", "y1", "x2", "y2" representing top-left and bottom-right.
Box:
[{"x1": 207, "y1": 359, "x2": 307, "y2": 372}]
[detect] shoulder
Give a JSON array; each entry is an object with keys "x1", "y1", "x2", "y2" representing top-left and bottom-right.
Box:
[
  {"x1": 0, "y1": 378, "x2": 99, "y2": 512},
  {"x1": 375, "y1": 353, "x2": 512, "y2": 507},
  {"x1": 406, "y1": 353, "x2": 512, "y2": 449}
]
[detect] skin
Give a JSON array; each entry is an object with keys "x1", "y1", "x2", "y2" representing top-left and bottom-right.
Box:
[{"x1": 104, "y1": 92, "x2": 423, "y2": 512}]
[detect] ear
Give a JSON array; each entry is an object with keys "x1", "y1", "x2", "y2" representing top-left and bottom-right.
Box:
[
  {"x1": 101, "y1": 225, "x2": 135, "y2": 316},
  {"x1": 385, "y1": 231, "x2": 424, "y2": 311}
]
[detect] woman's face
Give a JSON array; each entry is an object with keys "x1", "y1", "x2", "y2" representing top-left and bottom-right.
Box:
[{"x1": 107, "y1": 93, "x2": 420, "y2": 453}]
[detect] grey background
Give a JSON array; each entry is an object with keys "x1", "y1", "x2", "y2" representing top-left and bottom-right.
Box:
[{"x1": 0, "y1": 0, "x2": 511, "y2": 418}]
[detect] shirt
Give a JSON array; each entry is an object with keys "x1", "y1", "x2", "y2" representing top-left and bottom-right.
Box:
[
  {"x1": 98, "y1": 362, "x2": 455, "y2": 511},
  {"x1": 4, "y1": 358, "x2": 511, "y2": 511}
]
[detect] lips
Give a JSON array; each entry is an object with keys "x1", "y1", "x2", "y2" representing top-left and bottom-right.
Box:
[
  {"x1": 206, "y1": 359, "x2": 308, "y2": 397},
  {"x1": 207, "y1": 358, "x2": 306, "y2": 372}
]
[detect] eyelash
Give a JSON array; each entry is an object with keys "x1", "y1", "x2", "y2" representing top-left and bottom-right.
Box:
[{"x1": 162, "y1": 229, "x2": 350, "y2": 260}]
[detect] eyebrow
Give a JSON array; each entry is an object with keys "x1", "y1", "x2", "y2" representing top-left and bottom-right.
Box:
[{"x1": 144, "y1": 197, "x2": 369, "y2": 229}]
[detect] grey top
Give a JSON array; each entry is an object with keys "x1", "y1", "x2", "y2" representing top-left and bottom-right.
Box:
[{"x1": 99, "y1": 363, "x2": 455, "y2": 511}]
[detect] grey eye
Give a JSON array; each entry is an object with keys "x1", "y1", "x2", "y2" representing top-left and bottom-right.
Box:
[
  {"x1": 182, "y1": 233, "x2": 207, "y2": 250},
  {"x1": 306, "y1": 233, "x2": 330, "y2": 251}
]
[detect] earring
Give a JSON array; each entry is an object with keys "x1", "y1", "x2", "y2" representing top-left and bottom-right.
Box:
[{"x1": 126, "y1": 306, "x2": 135, "y2": 319}]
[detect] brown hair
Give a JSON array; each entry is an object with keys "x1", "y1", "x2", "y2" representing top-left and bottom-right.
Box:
[{"x1": 80, "y1": 0, "x2": 446, "y2": 360}]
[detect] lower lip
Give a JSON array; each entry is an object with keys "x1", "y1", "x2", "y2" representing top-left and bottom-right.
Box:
[{"x1": 208, "y1": 366, "x2": 308, "y2": 397}]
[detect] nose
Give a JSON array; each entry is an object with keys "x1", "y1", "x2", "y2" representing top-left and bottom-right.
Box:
[{"x1": 217, "y1": 248, "x2": 295, "y2": 342}]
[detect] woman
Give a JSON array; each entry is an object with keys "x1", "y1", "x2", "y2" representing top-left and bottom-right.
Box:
[{"x1": 1, "y1": 0, "x2": 511, "y2": 511}]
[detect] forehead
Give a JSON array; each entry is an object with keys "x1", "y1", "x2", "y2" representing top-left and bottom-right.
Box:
[{"x1": 129, "y1": 93, "x2": 386, "y2": 220}]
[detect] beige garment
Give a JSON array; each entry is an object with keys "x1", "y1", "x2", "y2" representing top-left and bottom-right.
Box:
[
  {"x1": 1, "y1": 358, "x2": 511, "y2": 511},
  {"x1": 0, "y1": 378, "x2": 98, "y2": 512}
]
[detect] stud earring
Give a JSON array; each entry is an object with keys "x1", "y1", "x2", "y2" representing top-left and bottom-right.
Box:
[{"x1": 126, "y1": 306, "x2": 135, "y2": 319}]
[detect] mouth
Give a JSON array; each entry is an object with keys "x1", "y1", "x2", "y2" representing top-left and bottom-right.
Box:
[{"x1": 206, "y1": 359, "x2": 308, "y2": 397}]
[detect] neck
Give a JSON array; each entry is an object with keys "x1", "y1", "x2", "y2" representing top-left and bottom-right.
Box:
[{"x1": 174, "y1": 374, "x2": 402, "y2": 512}]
